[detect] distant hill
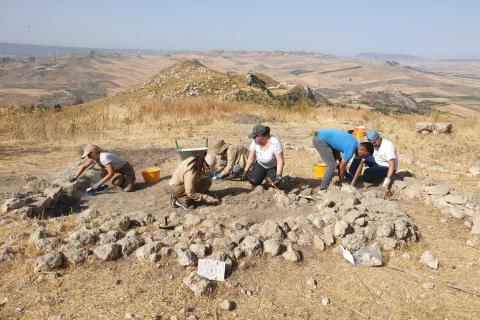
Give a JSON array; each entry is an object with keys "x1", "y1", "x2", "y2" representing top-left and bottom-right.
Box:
[
  {"x1": 0, "y1": 42, "x2": 165, "y2": 58},
  {"x1": 356, "y1": 52, "x2": 428, "y2": 62},
  {"x1": 127, "y1": 59, "x2": 327, "y2": 108}
]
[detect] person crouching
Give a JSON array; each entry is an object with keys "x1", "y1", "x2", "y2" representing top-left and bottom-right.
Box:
[
  {"x1": 169, "y1": 153, "x2": 220, "y2": 211},
  {"x1": 212, "y1": 139, "x2": 249, "y2": 180},
  {"x1": 73, "y1": 144, "x2": 136, "y2": 192}
]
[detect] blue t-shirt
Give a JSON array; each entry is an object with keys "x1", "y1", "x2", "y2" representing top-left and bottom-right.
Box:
[{"x1": 317, "y1": 129, "x2": 359, "y2": 162}]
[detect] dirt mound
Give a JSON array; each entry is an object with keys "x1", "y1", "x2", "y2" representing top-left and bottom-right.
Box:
[
  {"x1": 358, "y1": 90, "x2": 431, "y2": 114},
  {"x1": 134, "y1": 60, "x2": 328, "y2": 108}
]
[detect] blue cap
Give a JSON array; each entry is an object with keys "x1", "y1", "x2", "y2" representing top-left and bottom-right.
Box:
[{"x1": 366, "y1": 131, "x2": 380, "y2": 141}]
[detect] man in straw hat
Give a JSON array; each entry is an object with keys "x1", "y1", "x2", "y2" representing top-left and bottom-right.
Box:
[
  {"x1": 212, "y1": 139, "x2": 249, "y2": 180},
  {"x1": 72, "y1": 144, "x2": 136, "y2": 192}
]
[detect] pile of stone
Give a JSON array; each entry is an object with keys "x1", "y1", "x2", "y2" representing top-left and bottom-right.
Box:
[
  {"x1": 1, "y1": 163, "x2": 104, "y2": 219},
  {"x1": 395, "y1": 177, "x2": 480, "y2": 235},
  {"x1": 415, "y1": 122, "x2": 453, "y2": 134},
  {"x1": 1, "y1": 176, "x2": 420, "y2": 296}
]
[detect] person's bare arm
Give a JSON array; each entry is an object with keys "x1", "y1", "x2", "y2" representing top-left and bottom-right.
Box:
[
  {"x1": 244, "y1": 150, "x2": 256, "y2": 173},
  {"x1": 387, "y1": 159, "x2": 395, "y2": 179},
  {"x1": 95, "y1": 163, "x2": 115, "y2": 186},
  {"x1": 338, "y1": 160, "x2": 347, "y2": 182},
  {"x1": 275, "y1": 152, "x2": 284, "y2": 177},
  {"x1": 75, "y1": 159, "x2": 94, "y2": 178}
]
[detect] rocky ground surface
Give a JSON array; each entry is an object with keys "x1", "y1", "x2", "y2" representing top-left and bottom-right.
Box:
[{"x1": 1, "y1": 119, "x2": 479, "y2": 319}]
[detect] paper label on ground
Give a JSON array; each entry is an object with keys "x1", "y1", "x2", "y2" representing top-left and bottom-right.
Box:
[{"x1": 197, "y1": 259, "x2": 226, "y2": 281}]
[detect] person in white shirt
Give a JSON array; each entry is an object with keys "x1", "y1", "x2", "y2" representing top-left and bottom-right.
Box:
[
  {"x1": 348, "y1": 131, "x2": 397, "y2": 187},
  {"x1": 243, "y1": 125, "x2": 285, "y2": 188},
  {"x1": 72, "y1": 144, "x2": 136, "y2": 192}
]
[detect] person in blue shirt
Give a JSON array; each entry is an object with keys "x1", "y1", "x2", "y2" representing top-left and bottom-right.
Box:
[{"x1": 313, "y1": 128, "x2": 373, "y2": 190}]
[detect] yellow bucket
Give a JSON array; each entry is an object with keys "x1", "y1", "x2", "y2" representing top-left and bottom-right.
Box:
[
  {"x1": 353, "y1": 126, "x2": 367, "y2": 139},
  {"x1": 314, "y1": 163, "x2": 327, "y2": 178},
  {"x1": 141, "y1": 167, "x2": 161, "y2": 184}
]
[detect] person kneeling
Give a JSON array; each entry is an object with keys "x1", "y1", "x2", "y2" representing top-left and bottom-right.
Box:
[
  {"x1": 243, "y1": 125, "x2": 284, "y2": 188},
  {"x1": 169, "y1": 153, "x2": 220, "y2": 211},
  {"x1": 212, "y1": 139, "x2": 249, "y2": 180},
  {"x1": 73, "y1": 144, "x2": 136, "y2": 192}
]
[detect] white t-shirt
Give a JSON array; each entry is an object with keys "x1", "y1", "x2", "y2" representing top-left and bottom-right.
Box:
[
  {"x1": 249, "y1": 136, "x2": 283, "y2": 169},
  {"x1": 374, "y1": 138, "x2": 398, "y2": 170},
  {"x1": 99, "y1": 152, "x2": 128, "y2": 171}
]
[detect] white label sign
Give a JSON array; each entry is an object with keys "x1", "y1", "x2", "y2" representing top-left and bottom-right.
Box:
[{"x1": 197, "y1": 259, "x2": 226, "y2": 281}]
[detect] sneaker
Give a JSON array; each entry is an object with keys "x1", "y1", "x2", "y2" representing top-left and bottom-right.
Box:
[{"x1": 171, "y1": 196, "x2": 194, "y2": 211}]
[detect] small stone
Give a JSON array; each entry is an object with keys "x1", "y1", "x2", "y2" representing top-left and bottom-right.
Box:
[
  {"x1": 420, "y1": 250, "x2": 439, "y2": 270},
  {"x1": 306, "y1": 277, "x2": 317, "y2": 289},
  {"x1": 186, "y1": 316, "x2": 198, "y2": 320},
  {"x1": 321, "y1": 297, "x2": 331, "y2": 305},
  {"x1": 422, "y1": 282, "x2": 435, "y2": 289},
  {"x1": 401, "y1": 252, "x2": 411, "y2": 260},
  {"x1": 282, "y1": 245, "x2": 301, "y2": 262},
  {"x1": 93, "y1": 243, "x2": 122, "y2": 261},
  {"x1": 176, "y1": 248, "x2": 197, "y2": 266},
  {"x1": 31, "y1": 227, "x2": 46, "y2": 241},
  {"x1": 183, "y1": 271, "x2": 212, "y2": 296},
  {"x1": 334, "y1": 220, "x2": 349, "y2": 238},
  {"x1": 239, "y1": 236, "x2": 262, "y2": 256},
  {"x1": 313, "y1": 235, "x2": 325, "y2": 251},
  {"x1": 34, "y1": 252, "x2": 65, "y2": 272},
  {"x1": 220, "y1": 299, "x2": 236, "y2": 311},
  {"x1": 189, "y1": 243, "x2": 207, "y2": 258}
]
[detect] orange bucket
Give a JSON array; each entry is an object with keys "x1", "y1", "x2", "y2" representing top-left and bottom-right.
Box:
[
  {"x1": 353, "y1": 126, "x2": 367, "y2": 139},
  {"x1": 141, "y1": 167, "x2": 161, "y2": 184}
]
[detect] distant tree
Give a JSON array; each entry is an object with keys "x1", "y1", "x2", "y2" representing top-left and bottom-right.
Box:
[{"x1": 72, "y1": 96, "x2": 84, "y2": 105}]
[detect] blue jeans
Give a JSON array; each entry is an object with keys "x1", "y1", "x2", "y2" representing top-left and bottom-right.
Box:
[{"x1": 346, "y1": 157, "x2": 390, "y2": 183}]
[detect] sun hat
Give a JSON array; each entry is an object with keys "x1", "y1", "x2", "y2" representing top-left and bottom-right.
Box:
[
  {"x1": 248, "y1": 124, "x2": 268, "y2": 139},
  {"x1": 81, "y1": 144, "x2": 102, "y2": 159},
  {"x1": 213, "y1": 140, "x2": 229, "y2": 155},
  {"x1": 366, "y1": 131, "x2": 380, "y2": 142}
]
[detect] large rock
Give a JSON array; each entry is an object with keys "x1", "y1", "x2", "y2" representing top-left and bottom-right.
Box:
[
  {"x1": 434, "y1": 123, "x2": 452, "y2": 133},
  {"x1": 117, "y1": 236, "x2": 145, "y2": 255},
  {"x1": 263, "y1": 239, "x2": 282, "y2": 257},
  {"x1": 467, "y1": 164, "x2": 480, "y2": 177},
  {"x1": 444, "y1": 194, "x2": 467, "y2": 206},
  {"x1": 1, "y1": 197, "x2": 27, "y2": 213},
  {"x1": 259, "y1": 220, "x2": 284, "y2": 240},
  {"x1": 34, "y1": 252, "x2": 65, "y2": 272},
  {"x1": 0, "y1": 248, "x2": 15, "y2": 263},
  {"x1": 471, "y1": 214, "x2": 480, "y2": 235},
  {"x1": 282, "y1": 245, "x2": 301, "y2": 262},
  {"x1": 239, "y1": 236, "x2": 262, "y2": 256},
  {"x1": 34, "y1": 237, "x2": 60, "y2": 253},
  {"x1": 420, "y1": 250, "x2": 439, "y2": 270},
  {"x1": 425, "y1": 184, "x2": 450, "y2": 196},
  {"x1": 334, "y1": 221, "x2": 349, "y2": 238},
  {"x1": 416, "y1": 122, "x2": 434, "y2": 133},
  {"x1": 93, "y1": 243, "x2": 122, "y2": 261},
  {"x1": 176, "y1": 248, "x2": 197, "y2": 266},
  {"x1": 67, "y1": 230, "x2": 97, "y2": 248},
  {"x1": 59, "y1": 244, "x2": 90, "y2": 264},
  {"x1": 183, "y1": 271, "x2": 212, "y2": 296},
  {"x1": 190, "y1": 243, "x2": 208, "y2": 258},
  {"x1": 135, "y1": 241, "x2": 163, "y2": 262}
]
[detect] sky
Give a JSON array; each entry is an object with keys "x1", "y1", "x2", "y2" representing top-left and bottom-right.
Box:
[{"x1": 0, "y1": 0, "x2": 479, "y2": 59}]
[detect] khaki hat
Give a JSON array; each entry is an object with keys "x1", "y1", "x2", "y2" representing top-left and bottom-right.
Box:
[
  {"x1": 81, "y1": 144, "x2": 101, "y2": 159},
  {"x1": 213, "y1": 140, "x2": 229, "y2": 155}
]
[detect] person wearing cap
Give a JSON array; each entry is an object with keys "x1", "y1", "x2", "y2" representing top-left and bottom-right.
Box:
[
  {"x1": 348, "y1": 131, "x2": 398, "y2": 187},
  {"x1": 72, "y1": 144, "x2": 136, "y2": 192},
  {"x1": 169, "y1": 153, "x2": 220, "y2": 211},
  {"x1": 212, "y1": 140, "x2": 249, "y2": 180},
  {"x1": 313, "y1": 128, "x2": 373, "y2": 190},
  {"x1": 243, "y1": 125, "x2": 284, "y2": 187}
]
